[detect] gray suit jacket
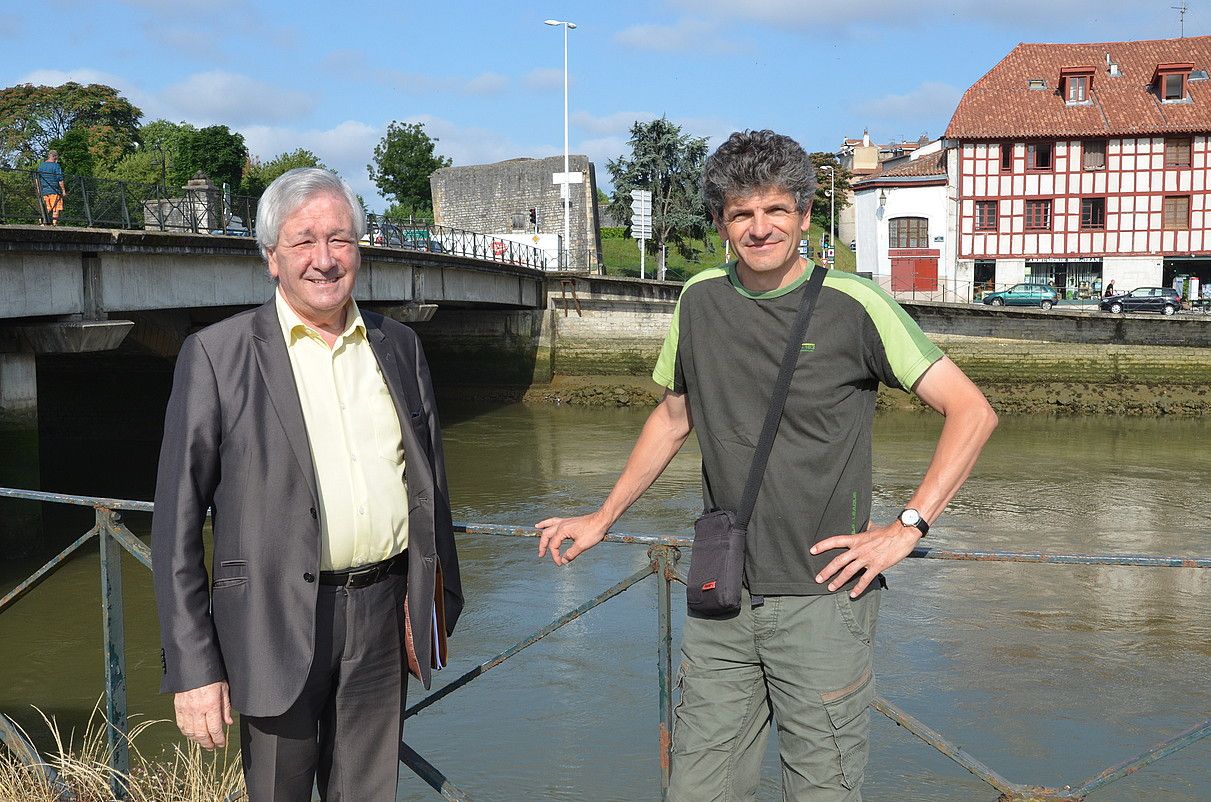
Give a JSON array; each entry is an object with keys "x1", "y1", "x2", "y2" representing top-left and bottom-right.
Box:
[{"x1": 151, "y1": 299, "x2": 463, "y2": 717}]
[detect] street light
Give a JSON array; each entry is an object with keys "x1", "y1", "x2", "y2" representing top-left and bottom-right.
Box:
[
  {"x1": 820, "y1": 164, "x2": 835, "y2": 266},
  {"x1": 545, "y1": 19, "x2": 576, "y2": 269}
]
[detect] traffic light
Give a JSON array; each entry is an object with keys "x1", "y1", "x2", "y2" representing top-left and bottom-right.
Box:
[{"x1": 528, "y1": 208, "x2": 537, "y2": 226}]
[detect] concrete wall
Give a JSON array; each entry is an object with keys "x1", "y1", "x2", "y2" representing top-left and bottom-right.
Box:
[
  {"x1": 548, "y1": 276, "x2": 678, "y2": 375},
  {"x1": 903, "y1": 301, "x2": 1211, "y2": 347},
  {"x1": 430, "y1": 155, "x2": 603, "y2": 272}
]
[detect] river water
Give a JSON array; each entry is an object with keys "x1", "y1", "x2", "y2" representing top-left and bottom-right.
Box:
[{"x1": 1, "y1": 402, "x2": 1208, "y2": 801}]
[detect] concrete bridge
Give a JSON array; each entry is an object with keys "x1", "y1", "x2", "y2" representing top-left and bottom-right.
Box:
[{"x1": 0, "y1": 224, "x2": 548, "y2": 415}]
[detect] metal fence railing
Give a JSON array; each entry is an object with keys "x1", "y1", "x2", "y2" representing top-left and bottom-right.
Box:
[
  {"x1": 1, "y1": 486, "x2": 1208, "y2": 800},
  {"x1": 0, "y1": 167, "x2": 257, "y2": 236}
]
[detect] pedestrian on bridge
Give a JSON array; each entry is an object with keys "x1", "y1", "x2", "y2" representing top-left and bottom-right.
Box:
[
  {"x1": 537, "y1": 130, "x2": 997, "y2": 801},
  {"x1": 35, "y1": 150, "x2": 66, "y2": 226},
  {"x1": 151, "y1": 167, "x2": 462, "y2": 801}
]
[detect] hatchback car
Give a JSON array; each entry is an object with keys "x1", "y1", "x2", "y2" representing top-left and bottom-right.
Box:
[
  {"x1": 981, "y1": 283, "x2": 1060, "y2": 310},
  {"x1": 1099, "y1": 287, "x2": 1182, "y2": 316}
]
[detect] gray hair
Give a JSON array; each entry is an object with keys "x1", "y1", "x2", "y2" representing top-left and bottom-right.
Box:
[
  {"x1": 701, "y1": 130, "x2": 817, "y2": 222},
  {"x1": 255, "y1": 168, "x2": 366, "y2": 259}
]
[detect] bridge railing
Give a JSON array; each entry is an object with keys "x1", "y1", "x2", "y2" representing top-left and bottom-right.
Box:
[
  {"x1": 0, "y1": 167, "x2": 258, "y2": 235},
  {"x1": 0, "y1": 486, "x2": 1208, "y2": 801}
]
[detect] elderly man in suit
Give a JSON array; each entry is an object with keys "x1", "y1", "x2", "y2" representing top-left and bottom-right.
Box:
[{"x1": 152, "y1": 167, "x2": 462, "y2": 801}]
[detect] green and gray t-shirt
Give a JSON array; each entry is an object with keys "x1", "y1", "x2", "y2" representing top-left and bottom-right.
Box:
[{"x1": 653, "y1": 263, "x2": 943, "y2": 595}]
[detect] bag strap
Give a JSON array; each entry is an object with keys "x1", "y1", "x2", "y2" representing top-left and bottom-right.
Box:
[{"x1": 734, "y1": 265, "x2": 827, "y2": 531}]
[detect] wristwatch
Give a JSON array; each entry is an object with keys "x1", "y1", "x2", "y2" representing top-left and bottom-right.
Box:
[{"x1": 897, "y1": 508, "x2": 929, "y2": 537}]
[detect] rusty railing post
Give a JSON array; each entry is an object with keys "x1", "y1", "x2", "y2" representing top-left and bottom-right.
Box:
[
  {"x1": 650, "y1": 545, "x2": 680, "y2": 799},
  {"x1": 98, "y1": 507, "x2": 130, "y2": 798}
]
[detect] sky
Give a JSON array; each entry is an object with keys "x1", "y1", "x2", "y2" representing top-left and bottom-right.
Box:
[{"x1": 0, "y1": 1, "x2": 1202, "y2": 210}]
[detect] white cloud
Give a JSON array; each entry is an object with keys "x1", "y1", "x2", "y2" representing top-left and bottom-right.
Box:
[
  {"x1": 242, "y1": 120, "x2": 383, "y2": 202},
  {"x1": 671, "y1": 0, "x2": 1143, "y2": 30},
  {"x1": 382, "y1": 71, "x2": 511, "y2": 96},
  {"x1": 161, "y1": 71, "x2": 316, "y2": 126},
  {"x1": 614, "y1": 18, "x2": 732, "y2": 52},
  {"x1": 524, "y1": 68, "x2": 565, "y2": 90},
  {"x1": 571, "y1": 110, "x2": 658, "y2": 137},
  {"x1": 849, "y1": 81, "x2": 963, "y2": 130}
]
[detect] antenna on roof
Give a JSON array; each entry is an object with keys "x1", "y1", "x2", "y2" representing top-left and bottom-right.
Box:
[{"x1": 1172, "y1": 1, "x2": 1189, "y2": 37}]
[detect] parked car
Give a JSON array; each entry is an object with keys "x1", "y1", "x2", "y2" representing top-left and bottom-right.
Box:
[
  {"x1": 1099, "y1": 287, "x2": 1182, "y2": 316},
  {"x1": 981, "y1": 283, "x2": 1060, "y2": 310}
]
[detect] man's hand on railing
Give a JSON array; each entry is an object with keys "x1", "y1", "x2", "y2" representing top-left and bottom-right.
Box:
[
  {"x1": 536, "y1": 512, "x2": 609, "y2": 566},
  {"x1": 173, "y1": 680, "x2": 232, "y2": 750}
]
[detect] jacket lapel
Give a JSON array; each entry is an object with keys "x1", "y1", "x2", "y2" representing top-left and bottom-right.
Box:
[
  {"x1": 251, "y1": 300, "x2": 318, "y2": 503},
  {"x1": 365, "y1": 316, "x2": 435, "y2": 502}
]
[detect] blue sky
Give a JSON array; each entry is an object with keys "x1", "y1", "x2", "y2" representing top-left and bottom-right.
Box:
[{"x1": 0, "y1": 1, "x2": 1200, "y2": 210}]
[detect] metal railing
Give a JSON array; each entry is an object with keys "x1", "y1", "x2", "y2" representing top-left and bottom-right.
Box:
[
  {"x1": 0, "y1": 486, "x2": 1208, "y2": 801},
  {"x1": 363, "y1": 215, "x2": 552, "y2": 272},
  {"x1": 0, "y1": 167, "x2": 258, "y2": 235}
]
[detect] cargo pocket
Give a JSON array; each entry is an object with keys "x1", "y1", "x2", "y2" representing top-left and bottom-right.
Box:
[
  {"x1": 821, "y1": 665, "x2": 873, "y2": 790},
  {"x1": 835, "y1": 586, "x2": 880, "y2": 646}
]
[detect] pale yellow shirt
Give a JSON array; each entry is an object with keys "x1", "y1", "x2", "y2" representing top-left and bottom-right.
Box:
[{"x1": 275, "y1": 291, "x2": 409, "y2": 570}]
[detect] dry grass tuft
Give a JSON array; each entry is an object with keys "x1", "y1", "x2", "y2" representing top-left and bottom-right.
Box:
[{"x1": 0, "y1": 702, "x2": 244, "y2": 802}]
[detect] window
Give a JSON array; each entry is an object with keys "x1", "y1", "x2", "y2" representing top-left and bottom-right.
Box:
[
  {"x1": 1163, "y1": 73, "x2": 1185, "y2": 100},
  {"x1": 1000, "y1": 143, "x2": 1014, "y2": 172},
  {"x1": 1024, "y1": 200, "x2": 1052, "y2": 230},
  {"x1": 1165, "y1": 137, "x2": 1192, "y2": 167},
  {"x1": 1082, "y1": 139, "x2": 1106, "y2": 170},
  {"x1": 1163, "y1": 195, "x2": 1190, "y2": 230},
  {"x1": 889, "y1": 217, "x2": 929, "y2": 248},
  {"x1": 1080, "y1": 197, "x2": 1106, "y2": 230},
  {"x1": 1027, "y1": 142, "x2": 1053, "y2": 171},
  {"x1": 1066, "y1": 75, "x2": 1089, "y2": 103},
  {"x1": 975, "y1": 201, "x2": 998, "y2": 231}
]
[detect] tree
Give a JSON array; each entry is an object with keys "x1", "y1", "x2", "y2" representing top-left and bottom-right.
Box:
[
  {"x1": 368, "y1": 122, "x2": 451, "y2": 215},
  {"x1": 49, "y1": 125, "x2": 95, "y2": 177},
  {"x1": 103, "y1": 120, "x2": 195, "y2": 186},
  {"x1": 0, "y1": 83, "x2": 141, "y2": 170},
  {"x1": 607, "y1": 118, "x2": 710, "y2": 278},
  {"x1": 241, "y1": 148, "x2": 327, "y2": 196},
  {"x1": 177, "y1": 125, "x2": 248, "y2": 190},
  {"x1": 808, "y1": 152, "x2": 853, "y2": 241}
]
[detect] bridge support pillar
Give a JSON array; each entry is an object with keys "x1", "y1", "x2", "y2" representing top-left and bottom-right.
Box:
[{"x1": 0, "y1": 353, "x2": 41, "y2": 557}]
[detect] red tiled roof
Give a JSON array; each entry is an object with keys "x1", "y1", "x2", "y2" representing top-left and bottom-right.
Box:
[
  {"x1": 945, "y1": 36, "x2": 1211, "y2": 139},
  {"x1": 852, "y1": 150, "x2": 947, "y2": 187}
]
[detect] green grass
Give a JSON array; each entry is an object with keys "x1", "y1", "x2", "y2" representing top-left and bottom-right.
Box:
[{"x1": 601, "y1": 221, "x2": 855, "y2": 281}]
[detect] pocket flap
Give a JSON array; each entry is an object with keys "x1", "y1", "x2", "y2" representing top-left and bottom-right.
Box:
[{"x1": 821, "y1": 666, "x2": 873, "y2": 730}]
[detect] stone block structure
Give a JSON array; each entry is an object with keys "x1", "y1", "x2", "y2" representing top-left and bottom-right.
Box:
[{"x1": 430, "y1": 155, "x2": 603, "y2": 272}]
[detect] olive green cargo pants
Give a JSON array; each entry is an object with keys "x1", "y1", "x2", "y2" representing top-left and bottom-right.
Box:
[{"x1": 668, "y1": 587, "x2": 879, "y2": 802}]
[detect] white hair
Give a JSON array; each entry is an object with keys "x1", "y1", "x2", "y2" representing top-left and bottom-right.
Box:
[{"x1": 255, "y1": 168, "x2": 366, "y2": 260}]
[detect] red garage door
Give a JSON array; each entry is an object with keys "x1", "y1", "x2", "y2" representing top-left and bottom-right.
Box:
[{"x1": 889, "y1": 249, "x2": 939, "y2": 292}]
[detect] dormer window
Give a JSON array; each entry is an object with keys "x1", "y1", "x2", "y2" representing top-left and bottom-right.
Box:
[
  {"x1": 1060, "y1": 66, "x2": 1095, "y2": 104},
  {"x1": 1152, "y1": 62, "x2": 1195, "y2": 102}
]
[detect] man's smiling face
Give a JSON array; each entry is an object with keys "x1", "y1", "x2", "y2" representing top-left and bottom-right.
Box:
[{"x1": 266, "y1": 191, "x2": 360, "y2": 329}]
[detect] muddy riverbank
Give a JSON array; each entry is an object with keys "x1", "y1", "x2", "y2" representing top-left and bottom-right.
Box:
[{"x1": 437, "y1": 334, "x2": 1211, "y2": 417}]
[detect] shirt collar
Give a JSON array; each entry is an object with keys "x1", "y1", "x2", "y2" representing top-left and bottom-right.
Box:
[{"x1": 274, "y1": 289, "x2": 365, "y2": 345}]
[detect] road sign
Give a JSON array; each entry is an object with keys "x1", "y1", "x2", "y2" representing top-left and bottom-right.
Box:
[
  {"x1": 551, "y1": 171, "x2": 585, "y2": 185},
  {"x1": 630, "y1": 190, "x2": 652, "y2": 241}
]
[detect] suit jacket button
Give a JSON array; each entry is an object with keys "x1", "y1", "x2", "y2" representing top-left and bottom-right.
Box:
[
  {"x1": 309, "y1": 507, "x2": 318, "y2": 520},
  {"x1": 303, "y1": 572, "x2": 315, "y2": 583}
]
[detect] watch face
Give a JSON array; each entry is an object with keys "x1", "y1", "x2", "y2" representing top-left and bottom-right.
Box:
[{"x1": 900, "y1": 509, "x2": 922, "y2": 526}]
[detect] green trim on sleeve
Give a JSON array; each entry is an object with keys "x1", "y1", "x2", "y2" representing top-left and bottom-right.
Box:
[
  {"x1": 652, "y1": 267, "x2": 729, "y2": 389},
  {"x1": 823, "y1": 271, "x2": 943, "y2": 389}
]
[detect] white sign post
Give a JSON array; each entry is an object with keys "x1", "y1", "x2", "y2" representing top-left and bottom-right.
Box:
[{"x1": 630, "y1": 189, "x2": 652, "y2": 279}]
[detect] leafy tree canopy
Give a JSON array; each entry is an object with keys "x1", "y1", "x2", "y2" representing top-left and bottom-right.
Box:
[
  {"x1": 177, "y1": 124, "x2": 248, "y2": 190},
  {"x1": 240, "y1": 148, "x2": 326, "y2": 197},
  {"x1": 607, "y1": 117, "x2": 711, "y2": 277},
  {"x1": 0, "y1": 83, "x2": 141, "y2": 171},
  {"x1": 368, "y1": 122, "x2": 451, "y2": 215},
  {"x1": 102, "y1": 120, "x2": 195, "y2": 186}
]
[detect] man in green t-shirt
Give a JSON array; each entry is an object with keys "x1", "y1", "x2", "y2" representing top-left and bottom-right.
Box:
[{"x1": 537, "y1": 130, "x2": 997, "y2": 800}]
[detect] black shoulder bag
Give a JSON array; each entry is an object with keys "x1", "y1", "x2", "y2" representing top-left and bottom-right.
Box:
[{"x1": 685, "y1": 265, "x2": 827, "y2": 616}]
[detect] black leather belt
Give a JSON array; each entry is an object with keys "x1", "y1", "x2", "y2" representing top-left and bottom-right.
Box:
[{"x1": 319, "y1": 552, "x2": 406, "y2": 588}]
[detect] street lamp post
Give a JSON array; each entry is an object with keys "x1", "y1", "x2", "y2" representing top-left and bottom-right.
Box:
[
  {"x1": 820, "y1": 164, "x2": 835, "y2": 266},
  {"x1": 545, "y1": 19, "x2": 576, "y2": 269}
]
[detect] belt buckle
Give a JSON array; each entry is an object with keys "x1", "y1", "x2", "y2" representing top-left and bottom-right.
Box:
[{"x1": 346, "y1": 563, "x2": 383, "y2": 589}]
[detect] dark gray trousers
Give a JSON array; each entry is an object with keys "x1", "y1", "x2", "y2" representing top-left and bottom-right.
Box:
[{"x1": 239, "y1": 570, "x2": 408, "y2": 802}]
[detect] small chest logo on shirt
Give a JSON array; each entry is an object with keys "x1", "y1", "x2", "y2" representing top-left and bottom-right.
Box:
[{"x1": 800, "y1": 342, "x2": 816, "y2": 352}]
